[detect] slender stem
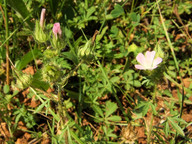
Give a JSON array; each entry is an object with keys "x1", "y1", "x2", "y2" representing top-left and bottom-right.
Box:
[
  {"x1": 58, "y1": 85, "x2": 69, "y2": 143},
  {"x1": 157, "y1": 2, "x2": 185, "y2": 130},
  {"x1": 80, "y1": 28, "x2": 88, "y2": 41},
  {"x1": 99, "y1": 8, "x2": 107, "y2": 33},
  {"x1": 4, "y1": 0, "x2": 9, "y2": 85},
  {"x1": 147, "y1": 84, "x2": 157, "y2": 144},
  {"x1": 78, "y1": 68, "x2": 83, "y2": 124},
  {"x1": 131, "y1": 0, "x2": 135, "y2": 13},
  {"x1": 57, "y1": 86, "x2": 65, "y2": 128},
  {"x1": 147, "y1": 114, "x2": 154, "y2": 144}
]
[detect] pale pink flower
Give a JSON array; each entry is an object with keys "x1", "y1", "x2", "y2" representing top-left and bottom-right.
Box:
[
  {"x1": 135, "y1": 51, "x2": 162, "y2": 70},
  {"x1": 40, "y1": 8, "x2": 46, "y2": 28},
  {"x1": 52, "y1": 23, "x2": 62, "y2": 39}
]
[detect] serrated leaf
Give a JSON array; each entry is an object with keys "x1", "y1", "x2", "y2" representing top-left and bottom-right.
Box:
[
  {"x1": 164, "y1": 120, "x2": 169, "y2": 137},
  {"x1": 105, "y1": 101, "x2": 118, "y2": 118},
  {"x1": 62, "y1": 51, "x2": 78, "y2": 65},
  {"x1": 168, "y1": 117, "x2": 185, "y2": 136},
  {"x1": 70, "y1": 129, "x2": 84, "y2": 144},
  {"x1": 87, "y1": 6, "x2": 96, "y2": 18},
  {"x1": 15, "y1": 113, "x2": 22, "y2": 124},
  {"x1": 134, "y1": 101, "x2": 150, "y2": 117},
  {"x1": 34, "y1": 100, "x2": 48, "y2": 113},
  {"x1": 92, "y1": 104, "x2": 104, "y2": 118},
  {"x1": 163, "y1": 89, "x2": 172, "y2": 97},
  {"x1": 150, "y1": 103, "x2": 157, "y2": 115}
]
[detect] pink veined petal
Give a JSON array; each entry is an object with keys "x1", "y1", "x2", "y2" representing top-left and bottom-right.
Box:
[
  {"x1": 136, "y1": 53, "x2": 146, "y2": 66},
  {"x1": 145, "y1": 51, "x2": 156, "y2": 68},
  {"x1": 152, "y1": 57, "x2": 162, "y2": 67},
  {"x1": 135, "y1": 64, "x2": 146, "y2": 70}
]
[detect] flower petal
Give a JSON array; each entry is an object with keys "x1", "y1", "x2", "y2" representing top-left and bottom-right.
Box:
[
  {"x1": 153, "y1": 57, "x2": 162, "y2": 67},
  {"x1": 145, "y1": 51, "x2": 156, "y2": 68},
  {"x1": 135, "y1": 64, "x2": 145, "y2": 70},
  {"x1": 136, "y1": 53, "x2": 146, "y2": 66}
]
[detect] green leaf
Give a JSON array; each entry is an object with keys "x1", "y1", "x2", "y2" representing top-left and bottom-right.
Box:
[
  {"x1": 163, "y1": 89, "x2": 172, "y2": 97},
  {"x1": 149, "y1": 103, "x2": 157, "y2": 115},
  {"x1": 134, "y1": 101, "x2": 150, "y2": 117},
  {"x1": 7, "y1": 0, "x2": 33, "y2": 29},
  {"x1": 15, "y1": 49, "x2": 41, "y2": 70},
  {"x1": 107, "y1": 115, "x2": 121, "y2": 122},
  {"x1": 128, "y1": 43, "x2": 138, "y2": 54},
  {"x1": 96, "y1": 26, "x2": 108, "y2": 42},
  {"x1": 15, "y1": 113, "x2": 22, "y2": 124},
  {"x1": 109, "y1": 25, "x2": 118, "y2": 38},
  {"x1": 49, "y1": 109, "x2": 60, "y2": 121},
  {"x1": 92, "y1": 104, "x2": 104, "y2": 118},
  {"x1": 110, "y1": 76, "x2": 120, "y2": 83},
  {"x1": 111, "y1": 4, "x2": 124, "y2": 18},
  {"x1": 164, "y1": 120, "x2": 169, "y2": 137},
  {"x1": 105, "y1": 101, "x2": 118, "y2": 118},
  {"x1": 107, "y1": 133, "x2": 117, "y2": 138},
  {"x1": 65, "y1": 89, "x2": 79, "y2": 100},
  {"x1": 62, "y1": 51, "x2": 78, "y2": 65},
  {"x1": 34, "y1": 100, "x2": 48, "y2": 114},
  {"x1": 132, "y1": 80, "x2": 141, "y2": 87},
  {"x1": 167, "y1": 117, "x2": 185, "y2": 136},
  {"x1": 87, "y1": 6, "x2": 96, "y2": 18},
  {"x1": 67, "y1": 127, "x2": 73, "y2": 144},
  {"x1": 64, "y1": 27, "x2": 72, "y2": 39},
  {"x1": 69, "y1": 129, "x2": 84, "y2": 144},
  {"x1": 130, "y1": 12, "x2": 140, "y2": 24},
  {"x1": 3, "y1": 84, "x2": 10, "y2": 94}
]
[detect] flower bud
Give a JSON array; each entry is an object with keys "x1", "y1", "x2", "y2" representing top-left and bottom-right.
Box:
[
  {"x1": 40, "y1": 8, "x2": 46, "y2": 29},
  {"x1": 43, "y1": 49, "x2": 58, "y2": 59},
  {"x1": 51, "y1": 23, "x2": 65, "y2": 49},
  {"x1": 53, "y1": 23, "x2": 62, "y2": 39},
  {"x1": 78, "y1": 39, "x2": 94, "y2": 62},
  {"x1": 42, "y1": 64, "x2": 61, "y2": 83},
  {"x1": 155, "y1": 44, "x2": 164, "y2": 59},
  {"x1": 34, "y1": 20, "x2": 48, "y2": 43},
  {"x1": 34, "y1": 9, "x2": 48, "y2": 43},
  {"x1": 16, "y1": 73, "x2": 33, "y2": 89}
]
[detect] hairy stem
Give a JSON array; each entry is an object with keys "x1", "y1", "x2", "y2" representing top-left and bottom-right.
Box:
[{"x1": 4, "y1": 0, "x2": 10, "y2": 85}]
